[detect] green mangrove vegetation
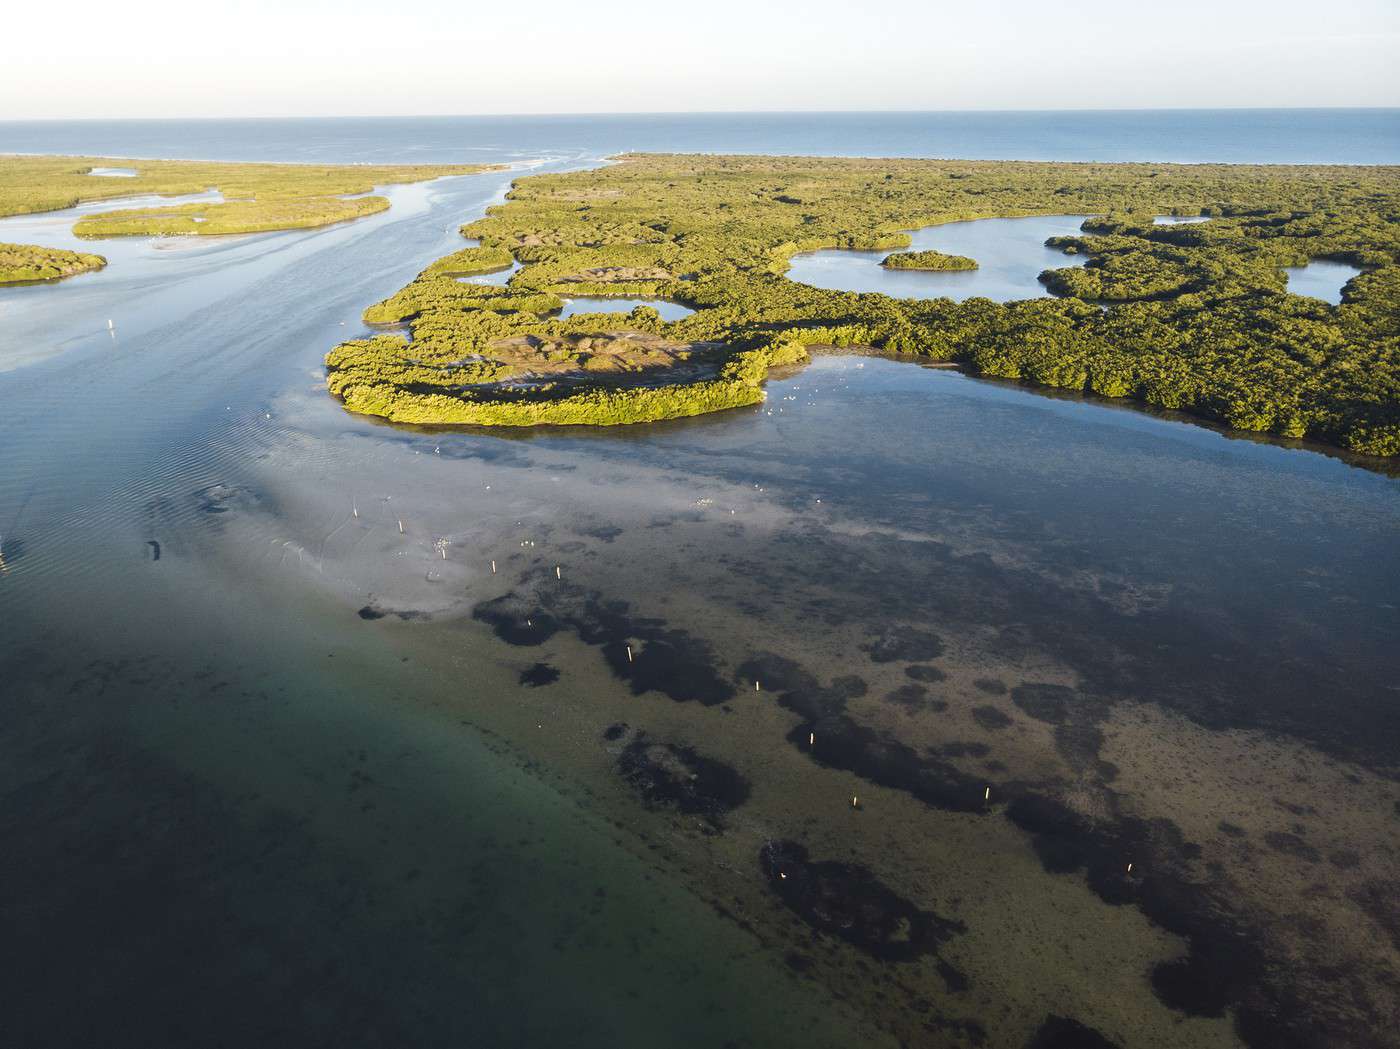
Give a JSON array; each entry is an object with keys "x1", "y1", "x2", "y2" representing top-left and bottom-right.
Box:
[
  {"x1": 326, "y1": 154, "x2": 1400, "y2": 455},
  {"x1": 0, "y1": 153, "x2": 501, "y2": 281},
  {"x1": 0, "y1": 242, "x2": 106, "y2": 284},
  {"x1": 0, "y1": 154, "x2": 501, "y2": 236},
  {"x1": 882, "y1": 249, "x2": 978, "y2": 271}
]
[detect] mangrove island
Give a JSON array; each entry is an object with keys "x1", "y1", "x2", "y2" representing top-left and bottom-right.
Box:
[
  {"x1": 0, "y1": 241, "x2": 106, "y2": 284},
  {"x1": 325, "y1": 153, "x2": 1400, "y2": 456}
]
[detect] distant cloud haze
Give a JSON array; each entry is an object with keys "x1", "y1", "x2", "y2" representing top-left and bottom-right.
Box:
[{"x1": 3, "y1": 0, "x2": 1397, "y2": 118}]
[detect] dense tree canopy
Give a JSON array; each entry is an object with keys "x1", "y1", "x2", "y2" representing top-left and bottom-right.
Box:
[{"x1": 325, "y1": 154, "x2": 1400, "y2": 455}]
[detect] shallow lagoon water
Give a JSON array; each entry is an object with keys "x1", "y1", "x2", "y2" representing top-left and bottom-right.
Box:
[
  {"x1": 557, "y1": 297, "x2": 695, "y2": 320},
  {"x1": 1285, "y1": 258, "x2": 1363, "y2": 305},
  {"x1": 2, "y1": 117, "x2": 1399, "y2": 1049},
  {"x1": 784, "y1": 215, "x2": 1089, "y2": 301}
]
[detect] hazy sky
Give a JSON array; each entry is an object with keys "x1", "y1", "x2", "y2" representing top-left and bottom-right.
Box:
[{"x1": 4, "y1": 0, "x2": 1398, "y2": 119}]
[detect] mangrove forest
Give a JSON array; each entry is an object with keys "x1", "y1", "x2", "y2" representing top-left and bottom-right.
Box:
[{"x1": 325, "y1": 153, "x2": 1400, "y2": 456}]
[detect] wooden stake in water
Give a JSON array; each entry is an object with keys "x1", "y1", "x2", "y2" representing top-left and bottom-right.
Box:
[
  {"x1": 398, "y1": 520, "x2": 404, "y2": 534},
  {"x1": 107, "y1": 319, "x2": 114, "y2": 331},
  {"x1": 984, "y1": 786, "x2": 991, "y2": 802},
  {"x1": 809, "y1": 732, "x2": 814, "y2": 746},
  {"x1": 755, "y1": 681, "x2": 760, "y2": 692},
  {"x1": 490, "y1": 560, "x2": 496, "y2": 574},
  {"x1": 626, "y1": 644, "x2": 633, "y2": 662},
  {"x1": 555, "y1": 565, "x2": 561, "y2": 580}
]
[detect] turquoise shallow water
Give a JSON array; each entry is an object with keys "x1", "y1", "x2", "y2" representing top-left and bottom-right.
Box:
[{"x1": 2, "y1": 114, "x2": 1398, "y2": 1049}]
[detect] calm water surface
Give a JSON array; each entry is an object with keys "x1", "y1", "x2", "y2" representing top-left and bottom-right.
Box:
[
  {"x1": 1285, "y1": 258, "x2": 1363, "y2": 304},
  {"x1": 785, "y1": 215, "x2": 1089, "y2": 301},
  {"x1": 557, "y1": 297, "x2": 695, "y2": 320},
  {"x1": 2, "y1": 114, "x2": 1398, "y2": 1049}
]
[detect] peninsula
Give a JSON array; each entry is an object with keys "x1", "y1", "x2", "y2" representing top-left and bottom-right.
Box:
[
  {"x1": 325, "y1": 153, "x2": 1400, "y2": 456},
  {"x1": 0, "y1": 154, "x2": 501, "y2": 283}
]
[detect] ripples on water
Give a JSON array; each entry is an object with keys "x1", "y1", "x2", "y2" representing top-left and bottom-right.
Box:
[{"x1": 1, "y1": 118, "x2": 1398, "y2": 1049}]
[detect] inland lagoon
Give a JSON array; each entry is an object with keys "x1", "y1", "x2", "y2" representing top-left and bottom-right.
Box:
[
  {"x1": 785, "y1": 214, "x2": 1090, "y2": 301},
  {"x1": 557, "y1": 297, "x2": 696, "y2": 320},
  {"x1": 1285, "y1": 258, "x2": 1364, "y2": 304},
  {"x1": 1, "y1": 112, "x2": 1399, "y2": 1049}
]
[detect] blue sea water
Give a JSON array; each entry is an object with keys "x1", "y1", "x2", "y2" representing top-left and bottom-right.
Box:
[{"x1": 2, "y1": 109, "x2": 1397, "y2": 165}]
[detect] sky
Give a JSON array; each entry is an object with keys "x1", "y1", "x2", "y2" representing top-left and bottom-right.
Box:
[{"x1": 3, "y1": 0, "x2": 1398, "y2": 119}]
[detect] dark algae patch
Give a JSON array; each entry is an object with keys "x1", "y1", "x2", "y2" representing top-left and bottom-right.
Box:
[
  {"x1": 1025, "y1": 1016, "x2": 1121, "y2": 1049},
  {"x1": 474, "y1": 576, "x2": 733, "y2": 704},
  {"x1": 739, "y1": 651, "x2": 990, "y2": 814},
  {"x1": 971, "y1": 705, "x2": 1013, "y2": 730},
  {"x1": 518, "y1": 663, "x2": 560, "y2": 687},
  {"x1": 1010, "y1": 683, "x2": 1074, "y2": 723},
  {"x1": 758, "y1": 840, "x2": 963, "y2": 962},
  {"x1": 617, "y1": 733, "x2": 750, "y2": 827},
  {"x1": 861, "y1": 623, "x2": 946, "y2": 663},
  {"x1": 905, "y1": 664, "x2": 947, "y2": 683}
]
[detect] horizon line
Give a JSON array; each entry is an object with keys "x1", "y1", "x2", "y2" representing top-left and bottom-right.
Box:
[{"x1": 2, "y1": 106, "x2": 1398, "y2": 124}]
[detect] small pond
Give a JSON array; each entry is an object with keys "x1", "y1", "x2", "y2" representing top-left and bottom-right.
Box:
[
  {"x1": 556, "y1": 297, "x2": 694, "y2": 321},
  {"x1": 1285, "y1": 259, "x2": 1362, "y2": 305},
  {"x1": 87, "y1": 166, "x2": 138, "y2": 177},
  {"x1": 1153, "y1": 215, "x2": 1210, "y2": 224},
  {"x1": 784, "y1": 215, "x2": 1090, "y2": 301}
]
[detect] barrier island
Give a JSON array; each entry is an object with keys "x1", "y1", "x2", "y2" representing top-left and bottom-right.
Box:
[
  {"x1": 0, "y1": 154, "x2": 501, "y2": 266},
  {"x1": 327, "y1": 153, "x2": 1400, "y2": 455},
  {"x1": 0, "y1": 242, "x2": 106, "y2": 284}
]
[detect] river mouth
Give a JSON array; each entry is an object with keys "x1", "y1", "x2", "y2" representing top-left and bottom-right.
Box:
[
  {"x1": 3, "y1": 127, "x2": 1399, "y2": 1049},
  {"x1": 784, "y1": 215, "x2": 1090, "y2": 301}
]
